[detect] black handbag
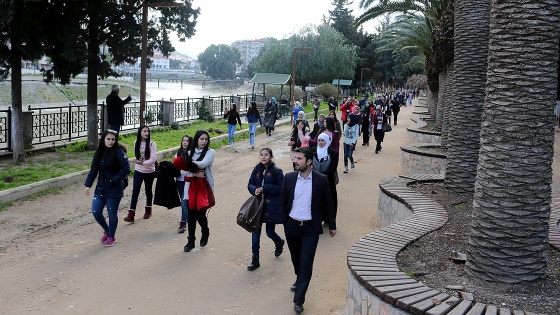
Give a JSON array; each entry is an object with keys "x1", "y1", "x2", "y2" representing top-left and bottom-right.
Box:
[
  {"x1": 383, "y1": 124, "x2": 392, "y2": 132},
  {"x1": 237, "y1": 195, "x2": 264, "y2": 233}
]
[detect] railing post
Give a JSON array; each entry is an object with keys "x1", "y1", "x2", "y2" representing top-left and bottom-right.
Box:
[
  {"x1": 68, "y1": 102, "x2": 72, "y2": 141},
  {"x1": 7, "y1": 106, "x2": 12, "y2": 151}
]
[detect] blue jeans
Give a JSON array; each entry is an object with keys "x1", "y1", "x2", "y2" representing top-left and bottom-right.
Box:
[
  {"x1": 130, "y1": 171, "x2": 155, "y2": 210},
  {"x1": 251, "y1": 222, "x2": 283, "y2": 258},
  {"x1": 176, "y1": 180, "x2": 189, "y2": 222},
  {"x1": 227, "y1": 124, "x2": 236, "y2": 145},
  {"x1": 284, "y1": 219, "x2": 320, "y2": 304},
  {"x1": 92, "y1": 194, "x2": 122, "y2": 238},
  {"x1": 248, "y1": 123, "x2": 258, "y2": 146},
  {"x1": 343, "y1": 143, "x2": 354, "y2": 167}
]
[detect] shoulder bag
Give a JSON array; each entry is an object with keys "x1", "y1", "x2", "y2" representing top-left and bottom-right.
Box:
[{"x1": 237, "y1": 195, "x2": 264, "y2": 233}]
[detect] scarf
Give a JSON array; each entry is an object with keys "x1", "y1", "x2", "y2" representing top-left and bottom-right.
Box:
[{"x1": 317, "y1": 133, "x2": 331, "y2": 160}]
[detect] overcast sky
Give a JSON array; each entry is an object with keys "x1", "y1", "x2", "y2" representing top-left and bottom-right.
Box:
[{"x1": 172, "y1": 0, "x2": 379, "y2": 58}]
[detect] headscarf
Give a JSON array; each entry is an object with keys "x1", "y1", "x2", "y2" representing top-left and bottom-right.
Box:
[
  {"x1": 298, "y1": 111, "x2": 305, "y2": 120},
  {"x1": 348, "y1": 112, "x2": 360, "y2": 127},
  {"x1": 317, "y1": 114, "x2": 325, "y2": 129},
  {"x1": 317, "y1": 133, "x2": 331, "y2": 160}
]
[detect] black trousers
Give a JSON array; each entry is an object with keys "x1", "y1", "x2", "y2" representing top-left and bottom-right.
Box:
[
  {"x1": 187, "y1": 208, "x2": 209, "y2": 238},
  {"x1": 284, "y1": 219, "x2": 320, "y2": 305},
  {"x1": 393, "y1": 111, "x2": 399, "y2": 125}
]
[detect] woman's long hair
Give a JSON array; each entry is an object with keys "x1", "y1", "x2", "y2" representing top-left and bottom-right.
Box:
[
  {"x1": 247, "y1": 101, "x2": 258, "y2": 116},
  {"x1": 325, "y1": 117, "x2": 336, "y2": 132},
  {"x1": 134, "y1": 125, "x2": 151, "y2": 160},
  {"x1": 177, "y1": 134, "x2": 193, "y2": 160},
  {"x1": 189, "y1": 130, "x2": 211, "y2": 162},
  {"x1": 92, "y1": 130, "x2": 126, "y2": 172},
  {"x1": 229, "y1": 104, "x2": 237, "y2": 113}
]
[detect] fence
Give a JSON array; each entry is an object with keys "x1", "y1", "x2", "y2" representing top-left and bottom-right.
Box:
[{"x1": 0, "y1": 94, "x2": 252, "y2": 152}]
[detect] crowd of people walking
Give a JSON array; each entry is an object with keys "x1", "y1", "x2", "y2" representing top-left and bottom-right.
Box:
[{"x1": 85, "y1": 87, "x2": 413, "y2": 313}]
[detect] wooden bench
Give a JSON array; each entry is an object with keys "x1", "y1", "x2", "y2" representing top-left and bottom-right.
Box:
[{"x1": 346, "y1": 174, "x2": 549, "y2": 315}]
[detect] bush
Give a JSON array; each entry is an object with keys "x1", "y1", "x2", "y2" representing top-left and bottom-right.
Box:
[
  {"x1": 314, "y1": 83, "x2": 338, "y2": 101},
  {"x1": 195, "y1": 101, "x2": 215, "y2": 123},
  {"x1": 264, "y1": 85, "x2": 305, "y2": 103}
]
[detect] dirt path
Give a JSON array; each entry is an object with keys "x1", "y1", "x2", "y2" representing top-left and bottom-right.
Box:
[{"x1": 0, "y1": 105, "x2": 413, "y2": 314}]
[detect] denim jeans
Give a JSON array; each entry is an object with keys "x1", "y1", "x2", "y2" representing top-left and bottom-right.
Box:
[
  {"x1": 176, "y1": 180, "x2": 189, "y2": 222},
  {"x1": 92, "y1": 194, "x2": 122, "y2": 238},
  {"x1": 130, "y1": 171, "x2": 155, "y2": 210},
  {"x1": 248, "y1": 123, "x2": 258, "y2": 146},
  {"x1": 284, "y1": 219, "x2": 320, "y2": 304},
  {"x1": 343, "y1": 143, "x2": 354, "y2": 167},
  {"x1": 251, "y1": 223, "x2": 282, "y2": 258},
  {"x1": 227, "y1": 124, "x2": 236, "y2": 145}
]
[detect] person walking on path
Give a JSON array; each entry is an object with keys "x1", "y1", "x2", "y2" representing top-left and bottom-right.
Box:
[
  {"x1": 106, "y1": 84, "x2": 131, "y2": 133},
  {"x1": 361, "y1": 101, "x2": 374, "y2": 146},
  {"x1": 312, "y1": 96, "x2": 321, "y2": 121},
  {"x1": 184, "y1": 130, "x2": 215, "y2": 252},
  {"x1": 124, "y1": 126, "x2": 157, "y2": 223},
  {"x1": 245, "y1": 101, "x2": 263, "y2": 150},
  {"x1": 263, "y1": 98, "x2": 277, "y2": 136},
  {"x1": 390, "y1": 99, "x2": 401, "y2": 126},
  {"x1": 246, "y1": 148, "x2": 286, "y2": 271},
  {"x1": 174, "y1": 135, "x2": 193, "y2": 234},
  {"x1": 373, "y1": 105, "x2": 389, "y2": 154},
  {"x1": 342, "y1": 109, "x2": 360, "y2": 173},
  {"x1": 280, "y1": 147, "x2": 336, "y2": 314},
  {"x1": 85, "y1": 129, "x2": 130, "y2": 247},
  {"x1": 223, "y1": 104, "x2": 243, "y2": 147},
  {"x1": 312, "y1": 133, "x2": 339, "y2": 219}
]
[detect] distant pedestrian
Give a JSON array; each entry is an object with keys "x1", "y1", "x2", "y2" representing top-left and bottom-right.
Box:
[
  {"x1": 124, "y1": 125, "x2": 157, "y2": 223},
  {"x1": 245, "y1": 101, "x2": 263, "y2": 150},
  {"x1": 343, "y1": 110, "x2": 359, "y2": 173},
  {"x1": 373, "y1": 105, "x2": 388, "y2": 154},
  {"x1": 223, "y1": 104, "x2": 243, "y2": 147},
  {"x1": 106, "y1": 84, "x2": 131, "y2": 133},
  {"x1": 390, "y1": 99, "x2": 401, "y2": 126},
  {"x1": 312, "y1": 96, "x2": 321, "y2": 121},
  {"x1": 263, "y1": 98, "x2": 277, "y2": 136},
  {"x1": 280, "y1": 147, "x2": 336, "y2": 314},
  {"x1": 84, "y1": 129, "x2": 130, "y2": 247},
  {"x1": 246, "y1": 148, "x2": 285, "y2": 271}
]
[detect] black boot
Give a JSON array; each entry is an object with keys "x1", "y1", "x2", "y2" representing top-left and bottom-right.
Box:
[
  {"x1": 184, "y1": 237, "x2": 196, "y2": 252},
  {"x1": 274, "y1": 239, "x2": 285, "y2": 257},
  {"x1": 247, "y1": 256, "x2": 260, "y2": 271},
  {"x1": 200, "y1": 228, "x2": 209, "y2": 247}
]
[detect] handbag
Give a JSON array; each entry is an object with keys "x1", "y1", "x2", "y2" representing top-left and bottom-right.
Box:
[
  {"x1": 383, "y1": 124, "x2": 392, "y2": 132},
  {"x1": 237, "y1": 195, "x2": 264, "y2": 233}
]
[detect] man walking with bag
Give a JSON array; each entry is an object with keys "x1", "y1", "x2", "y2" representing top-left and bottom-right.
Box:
[{"x1": 280, "y1": 147, "x2": 336, "y2": 314}]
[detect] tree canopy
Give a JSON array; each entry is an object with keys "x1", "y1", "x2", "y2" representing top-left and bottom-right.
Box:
[{"x1": 197, "y1": 44, "x2": 241, "y2": 79}]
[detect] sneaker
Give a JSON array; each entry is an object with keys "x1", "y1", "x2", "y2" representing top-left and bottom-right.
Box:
[
  {"x1": 294, "y1": 302, "x2": 304, "y2": 314},
  {"x1": 274, "y1": 239, "x2": 285, "y2": 257},
  {"x1": 351, "y1": 163, "x2": 355, "y2": 170},
  {"x1": 100, "y1": 231, "x2": 108, "y2": 243},
  {"x1": 104, "y1": 237, "x2": 117, "y2": 247},
  {"x1": 343, "y1": 166, "x2": 348, "y2": 173}
]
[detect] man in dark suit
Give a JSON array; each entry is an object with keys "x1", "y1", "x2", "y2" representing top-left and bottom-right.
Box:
[
  {"x1": 106, "y1": 84, "x2": 131, "y2": 133},
  {"x1": 280, "y1": 147, "x2": 336, "y2": 314}
]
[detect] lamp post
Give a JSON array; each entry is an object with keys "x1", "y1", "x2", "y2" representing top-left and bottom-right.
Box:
[
  {"x1": 140, "y1": 2, "x2": 184, "y2": 125},
  {"x1": 291, "y1": 47, "x2": 314, "y2": 107},
  {"x1": 360, "y1": 67, "x2": 371, "y2": 91}
]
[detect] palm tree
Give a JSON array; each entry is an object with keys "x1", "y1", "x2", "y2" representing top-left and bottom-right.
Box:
[
  {"x1": 443, "y1": 0, "x2": 491, "y2": 193},
  {"x1": 466, "y1": 0, "x2": 559, "y2": 283}
]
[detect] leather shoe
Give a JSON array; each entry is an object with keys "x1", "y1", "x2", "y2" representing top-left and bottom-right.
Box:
[{"x1": 294, "y1": 302, "x2": 304, "y2": 313}]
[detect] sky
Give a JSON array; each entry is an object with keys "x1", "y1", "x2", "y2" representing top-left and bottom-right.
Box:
[{"x1": 171, "y1": 0, "x2": 380, "y2": 58}]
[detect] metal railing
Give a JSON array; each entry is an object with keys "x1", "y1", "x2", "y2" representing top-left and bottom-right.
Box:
[{"x1": 0, "y1": 93, "x2": 253, "y2": 152}]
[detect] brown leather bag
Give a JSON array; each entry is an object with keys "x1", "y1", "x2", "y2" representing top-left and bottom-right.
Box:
[{"x1": 236, "y1": 195, "x2": 264, "y2": 233}]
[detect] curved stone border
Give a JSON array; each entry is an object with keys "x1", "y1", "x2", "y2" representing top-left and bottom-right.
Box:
[
  {"x1": 400, "y1": 144, "x2": 447, "y2": 177},
  {"x1": 345, "y1": 174, "x2": 548, "y2": 315},
  {"x1": 406, "y1": 114, "x2": 441, "y2": 144}
]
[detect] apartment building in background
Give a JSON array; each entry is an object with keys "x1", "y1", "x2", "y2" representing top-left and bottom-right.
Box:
[{"x1": 231, "y1": 38, "x2": 267, "y2": 76}]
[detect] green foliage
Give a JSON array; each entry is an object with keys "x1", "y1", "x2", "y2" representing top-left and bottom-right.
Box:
[
  {"x1": 253, "y1": 25, "x2": 358, "y2": 91},
  {"x1": 170, "y1": 122, "x2": 180, "y2": 130},
  {"x1": 264, "y1": 85, "x2": 305, "y2": 102},
  {"x1": 197, "y1": 44, "x2": 242, "y2": 79},
  {"x1": 314, "y1": 83, "x2": 338, "y2": 100},
  {"x1": 195, "y1": 101, "x2": 215, "y2": 123}
]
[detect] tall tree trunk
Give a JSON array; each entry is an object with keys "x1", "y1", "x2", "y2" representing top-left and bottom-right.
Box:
[
  {"x1": 467, "y1": 0, "x2": 559, "y2": 283},
  {"x1": 436, "y1": 70, "x2": 447, "y2": 132},
  {"x1": 445, "y1": 0, "x2": 490, "y2": 193},
  {"x1": 86, "y1": 2, "x2": 100, "y2": 150},
  {"x1": 427, "y1": 89, "x2": 438, "y2": 122},
  {"x1": 10, "y1": 1, "x2": 24, "y2": 162},
  {"x1": 441, "y1": 64, "x2": 454, "y2": 148}
]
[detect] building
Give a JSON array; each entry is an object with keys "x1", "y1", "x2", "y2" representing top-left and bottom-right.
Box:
[{"x1": 231, "y1": 39, "x2": 266, "y2": 75}]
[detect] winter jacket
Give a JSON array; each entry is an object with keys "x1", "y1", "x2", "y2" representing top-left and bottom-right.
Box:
[
  {"x1": 247, "y1": 162, "x2": 285, "y2": 224},
  {"x1": 85, "y1": 146, "x2": 130, "y2": 198},
  {"x1": 224, "y1": 110, "x2": 242, "y2": 126},
  {"x1": 153, "y1": 161, "x2": 181, "y2": 209},
  {"x1": 245, "y1": 111, "x2": 263, "y2": 125},
  {"x1": 106, "y1": 91, "x2": 131, "y2": 125}
]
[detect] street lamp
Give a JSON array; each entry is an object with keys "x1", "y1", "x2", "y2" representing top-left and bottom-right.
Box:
[
  {"x1": 360, "y1": 67, "x2": 371, "y2": 90},
  {"x1": 140, "y1": 1, "x2": 184, "y2": 125},
  {"x1": 291, "y1": 47, "x2": 314, "y2": 107}
]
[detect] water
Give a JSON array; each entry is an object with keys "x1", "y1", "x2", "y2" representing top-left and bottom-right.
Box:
[{"x1": 145, "y1": 80, "x2": 254, "y2": 101}]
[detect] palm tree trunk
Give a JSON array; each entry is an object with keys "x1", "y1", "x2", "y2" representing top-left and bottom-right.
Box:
[
  {"x1": 444, "y1": 0, "x2": 491, "y2": 194},
  {"x1": 466, "y1": 0, "x2": 559, "y2": 283},
  {"x1": 441, "y1": 65, "x2": 454, "y2": 148},
  {"x1": 436, "y1": 70, "x2": 447, "y2": 132},
  {"x1": 427, "y1": 89, "x2": 438, "y2": 122}
]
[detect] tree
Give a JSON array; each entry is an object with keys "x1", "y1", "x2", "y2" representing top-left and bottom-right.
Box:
[
  {"x1": 0, "y1": 0, "x2": 48, "y2": 161},
  {"x1": 253, "y1": 24, "x2": 357, "y2": 95},
  {"x1": 466, "y1": 0, "x2": 559, "y2": 283},
  {"x1": 41, "y1": 0, "x2": 199, "y2": 150},
  {"x1": 197, "y1": 44, "x2": 241, "y2": 79},
  {"x1": 443, "y1": 0, "x2": 490, "y2": 193}
]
